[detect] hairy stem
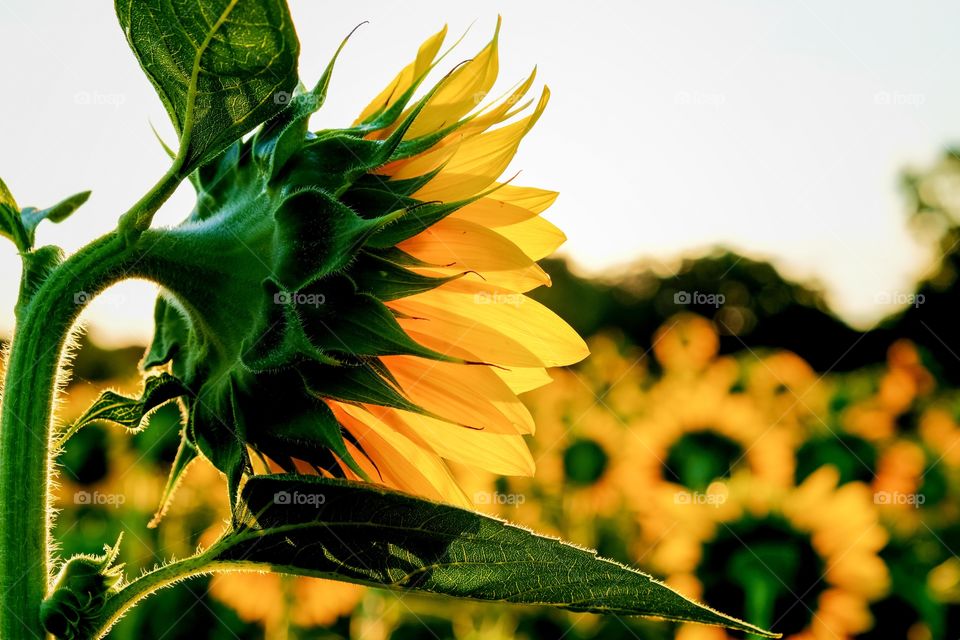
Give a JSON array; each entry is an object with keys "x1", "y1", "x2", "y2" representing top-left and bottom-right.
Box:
[
  {"x1": 90, "y1": 546, "x2": 256, "y2": 640},
  {"x1": 0, "y1": 169, "x2": 183, "y2": 639}
]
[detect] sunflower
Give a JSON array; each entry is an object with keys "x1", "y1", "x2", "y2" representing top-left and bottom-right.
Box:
[
  {"x1": 651, "y1": 467, "x2": 889, "y2": 640},
  {"x1": 629, "y1": 318, "x2": 795, "y2": 539},
  {"x1": 743, "y1": 350, "x2": 828, "y2": 428},
  {"x1": 141, "y1": 21, "x2": 588, "y2": 513},
  {"x1": 842, "y1": 340, "x2": 933, "y2": 442}
]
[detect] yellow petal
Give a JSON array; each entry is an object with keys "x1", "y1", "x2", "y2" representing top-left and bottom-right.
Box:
[
  {"x1": 402, "y1": 17, "x2": 501, "y2": 139},
  {"x1": 368, "y1": 405, "x2": 536, "y2": 476},
  {"x1": 331, "y1": 402, "x2": 470, "y2": 506},
  {"x1": 493, "y1": 366, "x2": 553, "y2": 394},
  {"x1": 494, "y1": 216, "x2": 566, "y2": 261},
  {"x1": 412, "y1": 87, "x2": 550, "y2": 201},
  {"x1": 354, "y1": 26, "x2": 448, "y2": 125},
  {"x1": 390, "y1": 282, "x2": 589, "y2": 367},
  {"x1": 451, "y1": 184, "x2": 558, "y2": 227},
  {"x1": 382, "y1": 355, "x2": 535, "y2": 434},
  {"x1": 398, "y1": 217, "x2": 547, "y2": 285}
]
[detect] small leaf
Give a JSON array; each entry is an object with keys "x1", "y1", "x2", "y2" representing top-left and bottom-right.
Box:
[
  {"x1": 0, "y1": 176, "x2": 29, "y2": 251},
  {"x1": 58, "y1": 373, "x2": 188, "y2": 446},
  {"x1": 0, "y1": 175, "x2": 17, "y2": 210},
  {"x1": 115, "y1": 0, "x2": 300, "y2": 175},
  {"x1": 149, "y1": 434, "x2": 197, "y2": 528},
  {"x1": 20, "y1": 190, "x2": 91, "y2": 244},
  {"x1": 214, "y1": 476, "x2": 778, "y2": 637}
]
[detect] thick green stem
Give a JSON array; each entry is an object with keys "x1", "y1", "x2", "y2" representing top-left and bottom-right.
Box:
[
  {"x1": 0, "y1": 233, "x2": 135, "y2": 638},
  {"x1": 90, "y1": 549, "x2": 256, "y2": 640},
  {"x1": 0, "y1": 169, "x2": 183, "y2": 639}
]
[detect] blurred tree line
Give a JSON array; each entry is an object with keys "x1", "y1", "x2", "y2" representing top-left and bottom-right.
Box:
[{"x1": 532, "y1": 149, "x2": 960, "y2": 381}]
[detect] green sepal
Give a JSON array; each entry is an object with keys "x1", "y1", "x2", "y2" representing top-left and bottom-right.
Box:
[
  {"x1": 40, "y1": 535, "x2": 125, "y2": 640},
  {"x1": 253, "y1": 26, "x2": 362, "y2": 179},
  {"x1": 271, "y1": 189, "x2": 403, "y2": 290},
  {"x1": 350, "y1": 252, "x2": 461, "y2": 301},
  {"x1": 213, "y1": 476, "x2": 778, "y2": 638},
  {"x1": 233, "y1": 371, "x2": 369, "y2": 479},
  {"x1": 298, "y1": 359, "x2": 423, "y2": 414},
  {"x1": 148, "y1": 431, "x2": 198, "y2": 528},
  {"x1": 56, "y1": 373, "x2": 188, "y2": 447},
  {"x1": 188, "y1": 378, "x2": 250, "y2": 513},
  {"x1": 142, "y1": 296, "x2": 192, "y2": 371}
]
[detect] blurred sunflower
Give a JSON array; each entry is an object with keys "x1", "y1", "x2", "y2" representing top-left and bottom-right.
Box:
[
  {"x1": 207, "y1": 559, "x2": 364, "y2": 637},
  {"x1": 743, "y1": 350, "x2": 828, "y2": 427},
  {"x1": 842, "y1": 341, "x2": 933, "y2": 442},
  {"x1": 652, "y1": 313, "x2": 720, "y2": 375},
  {"x1": 629, "y1": 318, "x2": 795, "y2": 540},
  {"x1": 652, "y1": 467, "x2": 889, "y2": 640},
  {"x1": 141, "y1": 20, "x2": 588, "y2": 513}
]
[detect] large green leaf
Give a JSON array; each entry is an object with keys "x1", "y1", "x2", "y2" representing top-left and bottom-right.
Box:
[
  {"x1": 211, "y1": 476, "x2": 777, "y2": 637},
  {"x1": 115, "y1": 0, "x2": 300, "y2": 174}
]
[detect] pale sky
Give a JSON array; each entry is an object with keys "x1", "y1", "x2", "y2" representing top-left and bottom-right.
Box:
[{"x1": 2, "y1": 1, "x2": 958, "y2": 346}]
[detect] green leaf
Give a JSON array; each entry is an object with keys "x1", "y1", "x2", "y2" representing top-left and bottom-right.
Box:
[
  {"x1": 214, "y1": 476, "x2": 777, "y2": 637},
  {"x1": 0, "y1": 176, "x2": 29, "y2": 251},
  {"x1": 115, "y1": 0, "x2": 300, "y2": 175},
  {"x1": 20, "y1": 190, "x2": 91, "y2": 244},
  {"x1": 0, "y1": 176, "x2": 17, "y2": 210},
  {"x1": 149, "y1": 431, "x2": 198, "y2": 528},
  {"x1": 57, "y1": 373, "x2": 188, "y2": 446}
]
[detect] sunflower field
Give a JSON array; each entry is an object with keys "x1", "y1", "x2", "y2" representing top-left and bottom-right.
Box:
[
  {"x1": 4, "y1": 4, "x2": 960, "y2": 639},
  {"x1": 31, "y1": 283, "x2": 960, "y2": 639}
]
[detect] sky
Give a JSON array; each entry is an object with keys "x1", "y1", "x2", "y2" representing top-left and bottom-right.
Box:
[{"x1": 1, "y1": 1, "x2": 959, "y2": 346}]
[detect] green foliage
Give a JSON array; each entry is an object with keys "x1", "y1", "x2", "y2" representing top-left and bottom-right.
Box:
[
  {"x1": 210, "y1": 476, "x2": 776, "y2": 637},
  {"x1": 0, "y1": 2, "x2": 778, "y2": 637},
  {"x1": 0, "y1": 177, "x2": 90, "y2": 252},
  {"x1": 115, "y1": 0, "x2": 300, "y2": 177},
  {"x1": 58, "y1": 373, "x2": 188, "y2": 446},
  {"x1": 40, "y1": 538, "x2": 125, "y2": 640}
]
